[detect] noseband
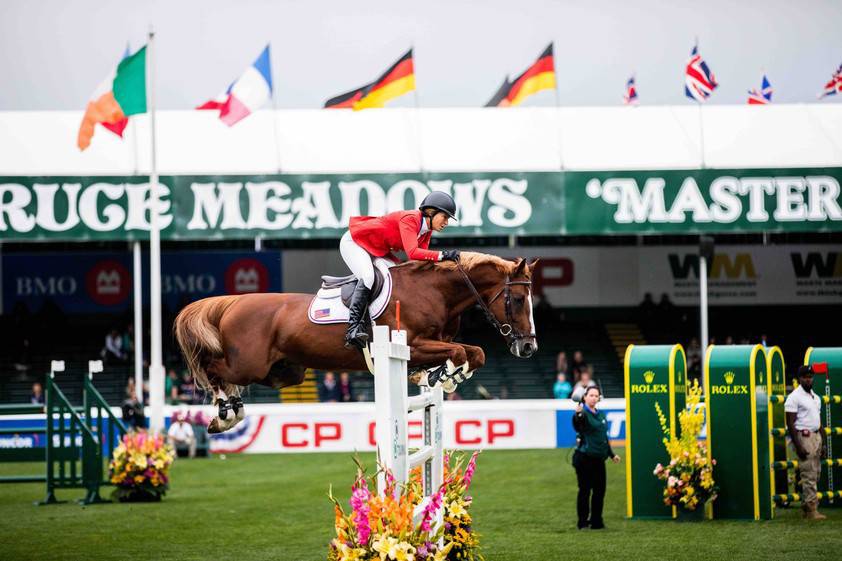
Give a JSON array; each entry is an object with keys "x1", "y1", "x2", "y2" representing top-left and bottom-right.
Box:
[{"x1": 455, "y1": 262, "x2": 536, "y2": 344}]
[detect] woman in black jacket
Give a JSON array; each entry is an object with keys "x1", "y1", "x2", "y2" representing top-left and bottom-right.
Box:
[{"x1": 572, "y1": 385, "x2": 621, "y2": 529}]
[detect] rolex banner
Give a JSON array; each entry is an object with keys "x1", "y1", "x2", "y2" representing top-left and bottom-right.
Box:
[{"x1": 1, "y1": 168, "x2": 840, "y2": 240}]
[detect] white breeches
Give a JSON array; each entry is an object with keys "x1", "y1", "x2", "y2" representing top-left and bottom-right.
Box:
[{"x1": 340, "y1": 231, "x2": 375, "y2": 289}]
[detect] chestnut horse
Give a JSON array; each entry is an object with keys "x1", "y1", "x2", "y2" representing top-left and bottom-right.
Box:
[{"x1": 174, "y1": 252, "x2": 538, "y2": 432}]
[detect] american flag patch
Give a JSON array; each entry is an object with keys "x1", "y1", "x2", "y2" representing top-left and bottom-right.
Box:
[{"x1": 314, "y1": 308, "x2": 331, "y2": 319}]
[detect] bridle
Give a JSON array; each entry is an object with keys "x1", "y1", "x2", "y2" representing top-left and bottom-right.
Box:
[{"x1": 455, "y1": 262, "x2": 536, "y2": 344}]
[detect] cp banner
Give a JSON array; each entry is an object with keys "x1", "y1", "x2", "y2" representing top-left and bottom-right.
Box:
[
  {"x1": 1, "y1": 168, "x2": 841, "y2": 240},
  {"x1": 2, "y1": 250, "x2": 282, "y2": 313}
]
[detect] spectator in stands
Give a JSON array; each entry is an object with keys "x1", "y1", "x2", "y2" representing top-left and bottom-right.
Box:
[
  {"x1": 572, "y1": 369, "x2": 593, "y2": 398},
  {"x1": 760, "y1": 334, "x2": 769, "y2": 348},
  {"x1": 122, "y1": 377, "x2": 145, "y2": 429},
  {"x1": 178, "y1": 371, "x2": 196, "y2": 405},
  {"x1": 571, "y1": 351, "x2": 588, "y2": 381},
  {"x1": 638, "y1": 292, "x2": 656, "y2": 322},
  {"x1": 29, "y1": 382, "x2": 45, "y2": 405},
  {"x1": 101, "y1": 328, "x2": 128, "y2": 363},
  {"x1": 686, "y1": 338, "x2": 702, "y2": 382},
  {"x1": 166, "y1": 369, "x2": 180, "y2": 404},
  {"x1": 556, "y1": 351, "x2": 569, "y2": 376},
  {"x1": 725, "y1": 335, "x2": 734, "y2": 345},
  {"x1": 319, "y1": 371, "x2": 342, "y2": 402},
  {"x1": 572, "y1": 385, "x2": 621, "y2": 529},
  {"x1": 553, "y1": 372, "x2": 572, "y2": 399},
  {"x1": 657, "y1": 293, "x2": 674, "y2": 314},
  {"x1": 13, "y1": 337, "x2": 32, "y2": 375},
  {"x1": 167, "y1": 412, "x2": 197, "y2": 459},
  {"x1": 338, "y1": 371, "x2": 355, "y2": 402},
  {"x1": 122, "y1": 324, "x2": 135, "y2": 357}
]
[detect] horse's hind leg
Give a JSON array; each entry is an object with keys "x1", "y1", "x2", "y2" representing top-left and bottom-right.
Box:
[{"x1": 206, "y1": 363, "x2": 246, "y2": 434}]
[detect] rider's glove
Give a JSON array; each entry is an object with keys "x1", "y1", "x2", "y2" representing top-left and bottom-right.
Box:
[{"x1": 440, "y1": 249, "x2": 460, "y2": 262}]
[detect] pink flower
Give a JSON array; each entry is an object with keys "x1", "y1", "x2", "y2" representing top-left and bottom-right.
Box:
[
  {"x1": 463, "y1": 451, "x2": 479, "y2": 488},
  {"x1": 349, "y1": 478, "x2": 371, "y2": 545},
  {"x1": 420, "y1": 484, "x2": 446, "y2": 533},
  {"x1": 668, "y1": 476, "x2": 678, "y2": 487}
]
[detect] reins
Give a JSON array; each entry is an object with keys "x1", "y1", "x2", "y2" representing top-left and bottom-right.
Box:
[{"x1": 455, "y1": 261, "x2": 535, "y2": 343}]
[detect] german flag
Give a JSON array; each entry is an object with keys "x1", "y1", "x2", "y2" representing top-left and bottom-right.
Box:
[
  {"x1": 351, "y1": 49, "x2": 415, "y2": 110},
  {"x1": 506, "y1": 44, "x2": 556, "y2": 106},
  {"x1": 485, "y1": 76, "x2": 512, "y2": 107},
  {"x1": 324, "y1": 84, "x2": 370, "y2": 109}
]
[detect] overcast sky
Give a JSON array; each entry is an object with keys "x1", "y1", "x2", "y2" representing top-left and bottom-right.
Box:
[{"x1": 1, "y1": 0, "x2": 840, "y2": 110}]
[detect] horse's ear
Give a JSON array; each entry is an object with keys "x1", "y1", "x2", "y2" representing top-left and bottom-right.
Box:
[
  {"x1": 528, "y1": 258, "x2": 540, "y2": 272},
  {"x1": 513, "y1": 258, "x2": 527, "y2": 275}
]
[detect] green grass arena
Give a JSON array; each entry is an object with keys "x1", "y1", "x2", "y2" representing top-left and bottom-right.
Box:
[{"x1": 2, "y1": 449, "x2": 840, "y2": 561}]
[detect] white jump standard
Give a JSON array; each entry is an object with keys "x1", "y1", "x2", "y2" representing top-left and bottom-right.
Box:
[{"x1": 372, "y1": 325, "x2": 444, "y2": 525}]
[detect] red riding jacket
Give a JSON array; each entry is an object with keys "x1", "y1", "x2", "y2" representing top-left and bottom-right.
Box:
[{"x1": 349, "y1": 210, "x2": 441, "y2": 262}]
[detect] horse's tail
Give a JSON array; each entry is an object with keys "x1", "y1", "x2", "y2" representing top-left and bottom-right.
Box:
[{"x1": 174, "y1": 295, "x2": 239, "y2": 396}]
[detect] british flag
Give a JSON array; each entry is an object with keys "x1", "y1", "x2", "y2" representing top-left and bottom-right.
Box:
[
  {"x1": 818, "y1": 63, "x2": 842, "y2": 99},
  {"x1": 623, "y1": 76, "x2": 638, "y2": 105},
  {"x1": 747, "y1": 75, "x2": 773, "y2": 105},
  {"x1": 684, "y1": 44, "x2": 718, "y2": 102}
]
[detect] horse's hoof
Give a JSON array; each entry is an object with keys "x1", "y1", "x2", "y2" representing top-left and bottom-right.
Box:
[{"x1": 442, "y1": 379, "x2": 458, "y2": 393}]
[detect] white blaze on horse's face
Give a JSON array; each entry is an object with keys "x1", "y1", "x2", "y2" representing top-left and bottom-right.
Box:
[{"x1": 508, "y1": 259, "x2": 539, "y2": 359}]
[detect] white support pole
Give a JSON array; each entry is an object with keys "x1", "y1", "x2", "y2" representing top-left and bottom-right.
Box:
[
  {"x1": 146, "y1": 27, "x2": 165, "y2": 432},
  {"x1": 132, "y1": 241, "x2": 144, "y2": 404},
  {"x1": 373, "y1": 325, "x2": 444, "y2": 531},
  {"x1": 374, "y1": 325, "x2": 410, "y2": 494}
]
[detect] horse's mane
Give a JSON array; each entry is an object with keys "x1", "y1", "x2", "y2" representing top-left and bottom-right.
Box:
[{"x1": 393, "y1": 251, "x2": 517, "y2": 275}]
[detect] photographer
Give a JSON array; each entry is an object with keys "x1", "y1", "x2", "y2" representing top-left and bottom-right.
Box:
[{"x1": 572, "y1": 385, "x2": 620, "y2": 530}]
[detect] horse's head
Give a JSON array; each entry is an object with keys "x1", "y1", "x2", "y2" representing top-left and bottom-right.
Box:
[{"x1": 486, "y1": 257, "x2": 539, "y2": 359}]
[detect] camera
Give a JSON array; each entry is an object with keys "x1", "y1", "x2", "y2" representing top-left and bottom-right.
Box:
[{"x1": 571, "y1": 382, "x2": 600, "y2": 403}]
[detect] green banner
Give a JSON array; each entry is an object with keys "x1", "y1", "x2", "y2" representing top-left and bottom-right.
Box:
[{"x1": 1, "y1": 168, "x2": 841, "y2": 240}]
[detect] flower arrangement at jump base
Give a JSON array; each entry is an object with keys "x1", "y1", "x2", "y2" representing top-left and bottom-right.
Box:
[
  {"x1": 109, "y1": 430, "x2": 175, "y2": 502},
  {"x1": 653, "y1": 380, "x2": 718, "y2": 512},
  {"x1": 327, "y1": 452, "x2": 482, "y2": 561}
]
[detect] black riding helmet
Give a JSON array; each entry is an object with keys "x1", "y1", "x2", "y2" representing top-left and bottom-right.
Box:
[{"x1": 418, "y1": 191, "x2": 458, "y2": 220}]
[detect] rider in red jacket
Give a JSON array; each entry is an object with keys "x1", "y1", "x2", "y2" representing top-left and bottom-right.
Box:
[{"x1": 341, "y1": 191, "x2": 460, "y2": 349}]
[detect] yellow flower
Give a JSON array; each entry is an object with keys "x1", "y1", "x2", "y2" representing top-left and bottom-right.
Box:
[
  {"x1": 372, "y1": 535, "x2": 396, "y2": 561},
  {"x1": 447, "y1": 500, "x2": 467, "y2": 518},
  {"x1": 392, "y1": 541, "x2": 416, "y2": 561},
  {"x1": 433, "y1": 542, "x2": 454, "y2": 561}
]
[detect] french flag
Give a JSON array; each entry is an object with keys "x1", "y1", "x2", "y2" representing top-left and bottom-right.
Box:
[{"x1": 198, "y1": 45, "x2": 273, "y2": 126}]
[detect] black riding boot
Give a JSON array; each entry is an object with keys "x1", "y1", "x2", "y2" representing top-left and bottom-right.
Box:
[{"x1": 344, "y1": 281, "x2": 371, "y2": 350}]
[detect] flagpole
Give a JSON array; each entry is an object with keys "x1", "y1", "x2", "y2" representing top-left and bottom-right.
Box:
[
  {"x1": 552, "y1": 42, "x2": 564, "y2": 170},
  {"x1": 269, "y1": 43, "x2": 283, "y2": 174},
  {"x1": 411, "y1": 45, "x2": 425, "y2": 174},
  {"x1": 697, "y1": 102, "x2": 706, "y2": 169},
  {"x1": 146, "y1": 26, "x2": 165, "y2": 433}
]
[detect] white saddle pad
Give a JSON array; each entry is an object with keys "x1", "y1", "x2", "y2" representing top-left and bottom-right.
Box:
[{"x1": 307, "y1": 258, "x2": 394, "y2": 324}]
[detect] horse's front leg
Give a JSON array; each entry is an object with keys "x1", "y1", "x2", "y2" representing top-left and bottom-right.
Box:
[
  {"x1": 408, "y1": 338, "x2": 470, "y2": 392},
  {"x1": 454, "y1": 343, "x2": 485, "y2": 383}
]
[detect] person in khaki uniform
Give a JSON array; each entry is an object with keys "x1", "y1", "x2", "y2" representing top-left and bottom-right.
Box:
[{"x1": 785, "y1": 365, "x2": 827, "y2": 520}]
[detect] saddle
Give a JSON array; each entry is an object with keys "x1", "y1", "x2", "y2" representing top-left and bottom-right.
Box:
[
  {"x1": 308, "y1": 258, "x2": 394, "y2": 325},
  {"x1": 320, "y1": 267, "x2": 386, "y2": 307}
]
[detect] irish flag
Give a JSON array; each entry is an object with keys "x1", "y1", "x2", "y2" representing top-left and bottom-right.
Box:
[{"x1": 77, "y1": 46, "x2": 147, "y2": 150}]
